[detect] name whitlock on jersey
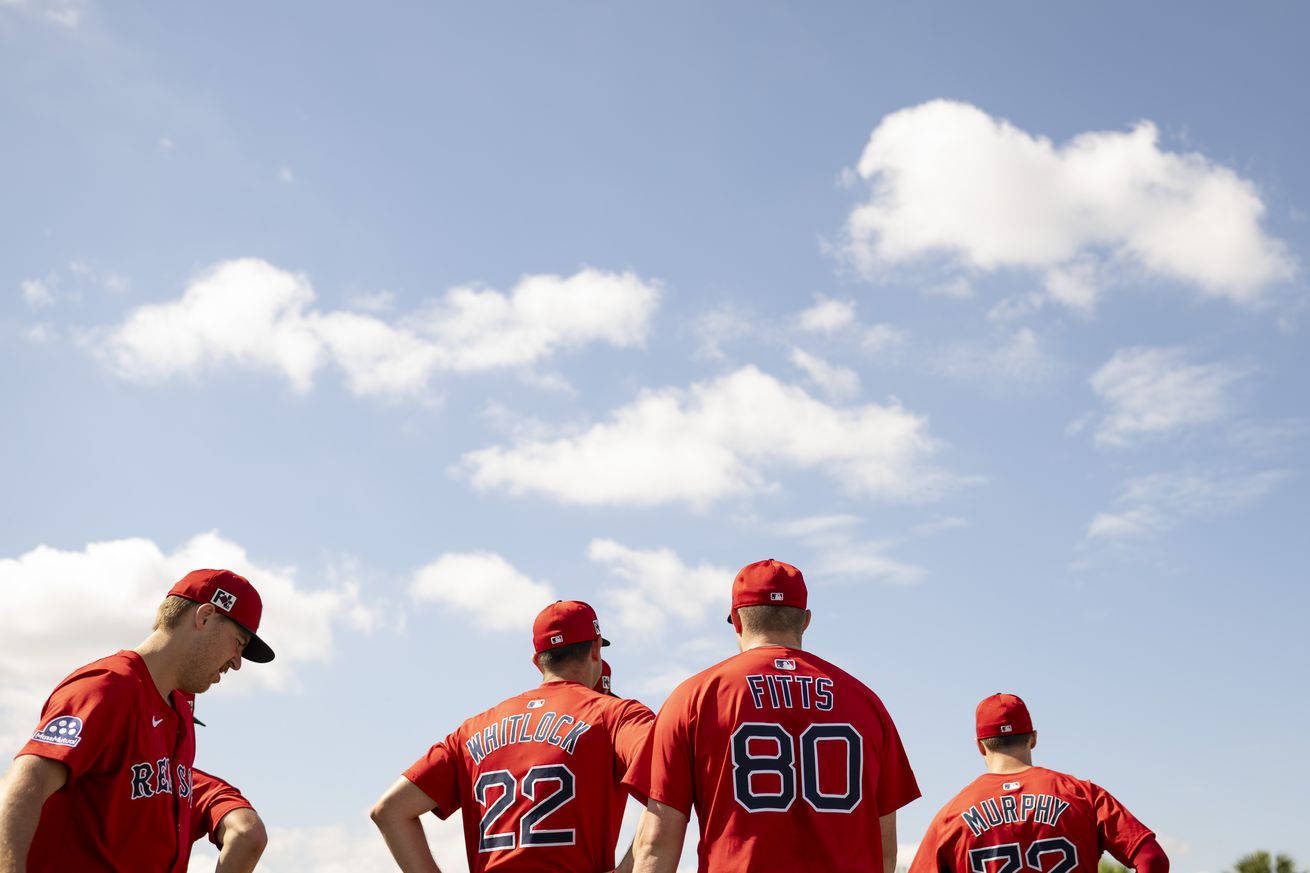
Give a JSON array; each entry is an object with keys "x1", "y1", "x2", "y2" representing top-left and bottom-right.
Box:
[{"x1": 464, "y1": 703, "x2": 593, "y2": 765}]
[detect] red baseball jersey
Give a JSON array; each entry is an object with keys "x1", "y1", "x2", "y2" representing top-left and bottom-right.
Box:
[
  {"x1": 17, "y1": 650, "x2": 197, "y2": 873},
  {"x1": 190, "y1": 768, "x2": 255, "y2": 847},
  {"x1": 403, "y1": 679, "x2": 654, "y2": 873},
  {"x1": 625, "y1": 645, "x2": 920, "y2": 873},
  {"x1": 908, "y1": 767, "x2": 1155, "y2": 873}
]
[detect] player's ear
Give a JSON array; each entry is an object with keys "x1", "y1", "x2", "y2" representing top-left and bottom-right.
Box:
[
  {"x1": 1029, "y1": 731, "x2": 1037, "y2": 750},
  {"x1": 976, "y1": 739, "x2": 986, "y2": 758},
  {"x1": 801, "y1": 609, "x2": 812, "y2": 633},
  {"x1": 193, "y1": 602, "x2": 216, "y2": 629},
  {"x1": 730, "y1": 610, "x2": 742, "y2": 634},
  {"x1": 591, "y1": 639, "x2": 602, "y2": 661},
  {"x1": 530, "y1": 652, "x2": 543, "y2": 673}
]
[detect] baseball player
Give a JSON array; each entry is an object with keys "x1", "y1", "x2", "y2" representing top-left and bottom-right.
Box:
[
  {"x1": 0, "y1": 568, "x2": 274, "y2": 873},
  {"x1": 627, "y1": 559, "x2": 920, "y2": 873},
  {"x1": 595, "y1": 660, "x2": 614, "y2": 696},
  {"x1": 908, "y1": 693, "x2": 1168, "y2": 873},
  {"x1": 371, "y1": 600, "x2": 654, "y2": 873}
]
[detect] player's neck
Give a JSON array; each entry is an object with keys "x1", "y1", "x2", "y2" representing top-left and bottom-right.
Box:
[
  {"x1": 134, "y1": 631, "x2": 183, "y2": 702},
  {"x1": 738, "y1": 633, "x2": 803, "y2": 652},
  {"x1": 984, "y1": 752, "x2": 1033, "y2": 775},
  {"x1": 540, "y1": 666, "x2": 593, "y2": 687}
]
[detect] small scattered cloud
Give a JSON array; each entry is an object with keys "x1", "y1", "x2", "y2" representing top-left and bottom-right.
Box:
[
  {"x1": 688, "y1": 303, "x2": 754, "y2": 361},
  {"x1": 797, "y1": 295, "x2": 857, "y2": 333},
  {"x1": 862, "y1": 323, "x2": 908, "y2": 354},
  {"x1": 277, "y1": 166, "x2": 295, "y2": 185},
  {"x1": 589, "y1": 539, "x2": 731, "y2": 637},
  {"x1": 159, "y1": 136, "x2": 175, "y2": 151},
  {"x1": 772, "y1": 513, "x2": 928, "y2": 586},
  {"x1": 789, "y1": 347, "x2": 860, "y2": 401},
  {"x1": 935, "y1": 328, "x2": 1057, "y2": 385},
  {"x1": 1, "y1": 0, "x2": 84, "y2": 28},
  {"x1": 20, "y1": 279, "x2": 54, "y2": 309},
  {"x1": 409, "y1": 552, "x2": 555, "y2": 632},
  {"x1": 1085, "y1": 469, "x2": 1290, "y2": 542},
  {"x1": 93, "y1": 258, "x2": 662, "y2": 400},
  {"x1": 843, "y1": 100, "x2": 1296, "y2": 309},
  {"x1": 1087, "y1": 347, "x2": 1250, "y2": 448},
  {"x1": 459, "y1": 365, "x2": 964, "y2": 508},
  {"x1": 0, "y1": 532, "x2": 380, "y2": 752}
]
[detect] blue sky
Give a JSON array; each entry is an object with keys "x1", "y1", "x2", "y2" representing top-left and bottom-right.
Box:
[{"x1": 2, "y1": 3, "x2": 1307, "y2": 871}]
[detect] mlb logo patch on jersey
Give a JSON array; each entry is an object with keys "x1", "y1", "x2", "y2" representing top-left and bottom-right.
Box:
[
  {"x1": 1003, "y1": 781, "x2": 1022, "y2": 791},
  {"x1": 526, "y1": 699, "x2": 545, "y2": 709},
  {"x1": 770, "y1": 592, "x2": 784, "y2": 601},
  {"x1": 774, "y1": 658, "x2": 796, "y2": 670},
  {"x1": 211, "y1": 588, "x2": 237, "y2": 612},
  {"x1": 33, "y1": 716, "x2": 84, "y2": 748}
]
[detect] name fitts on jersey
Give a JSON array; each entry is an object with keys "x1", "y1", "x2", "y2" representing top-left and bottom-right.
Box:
[
  {"x1": 960, "y1": 793, "x2": 1071, "y2": 837},
  {"x1": 745, "y1": 674, "x2": 835, "y2": 711},
  {"x1": 465, "y1": 711, "x2": 592, "y2": 765},
  {"x1": 129, "y1": 759, "x2": 193, "y2": 802}
]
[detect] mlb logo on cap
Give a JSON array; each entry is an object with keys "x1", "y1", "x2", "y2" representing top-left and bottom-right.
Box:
[{"x1": 770, "y1": 592, "x2": 784, "y2": 601}]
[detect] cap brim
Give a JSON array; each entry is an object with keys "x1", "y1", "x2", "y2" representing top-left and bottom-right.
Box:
[
  {"x1": 601, "y1": 637, "x2": 611, "y2": 647},
  {"x1": 241, "y1": 632, "x2": 275, "y2": 664},
  {"x1": 192, "y1": 715, "x2": 207, "y2": 727}
]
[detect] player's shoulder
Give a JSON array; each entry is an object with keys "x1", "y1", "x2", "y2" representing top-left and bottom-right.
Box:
[{"x1": 49, "y1": 650, "x2": 145, "y2": 698}]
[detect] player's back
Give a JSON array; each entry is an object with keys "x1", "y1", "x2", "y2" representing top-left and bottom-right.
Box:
[
  {"x1": 663, "y1": 645, "x2": 919, "y2": 872},
  {"x1": 912, "y1": 766, "x2": 1155, "y2": 873},
  {"x1": 406, "y1": 679, "x2": 652, "y2": 873}
]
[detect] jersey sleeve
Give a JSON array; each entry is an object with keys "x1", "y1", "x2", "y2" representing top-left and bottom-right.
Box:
[
  {"x1": 623, "y1": 684, "x2": 695, "y2": 817},
  {"x1": 17, "y1": 667, "x2": 134, "y2": 782},
  {"x1": 190, "y1": 769, "x2": 255, "y2": 847},
  {"x1": 402, "y1": 733, "x2": 464, "y2": 820},
  {"x1": 907, "y1": 816, "x2": 948, "y2": 873},
  {"x1": 609, "y1": 699, "x2": 655, "y2": 803},
  {"x1": 873, "y1": 699, "x2": 921, "y2": 814},
  {"x1": 1091, "y1": 782, "x2": 1155, "y2": 863}
]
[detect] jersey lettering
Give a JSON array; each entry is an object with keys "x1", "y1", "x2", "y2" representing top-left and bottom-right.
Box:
[
  {"x1": 475, "y1": 765, "x2": 579, "y2": 852},
  {"x1": 732, "y1": 722, "x2": 865, "y2": 814},
  {"x1": 961, "y1": 794, "x2": 1072, "y2": 836},
  {"x1": 968, "y1": 838, "x2": 1078, "y2": 873},
  {"x1": 465, "y1": 712, "x2": 592, "y2": 764},
  {"x1": 130, "y1": 763, "x2": 155, "y2": 800},
  {"x1": 746, "y1": 674, "x2": 836, "y2": 711}
]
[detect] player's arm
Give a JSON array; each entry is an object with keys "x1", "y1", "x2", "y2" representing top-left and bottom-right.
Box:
[
  {"x1": 370, "y1": 777, "x2": 444, "y2": 873},
  {"x1": 0, "y1": 755, "x2": 68, "y2": 873},
  {"x1": 212, "y1": 807, "x2": 269, "y2": 873},
  {"x1": 1129, "y1": 838, "x2": 1169, "y2": 873},
  {"x1": 880, "y1": 811, "x2": 898, "y2": 873},
  {"x1": 631, "y1": 799, "x2": 687, "y2": 873}
]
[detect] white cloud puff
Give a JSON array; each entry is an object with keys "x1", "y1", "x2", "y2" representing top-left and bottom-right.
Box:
[
  {"x1": 789, "y1": 348, "x2": 861, "y2": 401},
  {"x1": 409, "y1": 552, "x2": 556, "y2": 632},
  {"x1": 96, "y1": 259, "x2": 661, "y2": 398},
  {"x1": 459, "y1": 366, "x2": 960, "y2": 507},
  {"x1": 0, "y1": 532, "x2": 379, "y2": 752},
  {"x1": 1087, "y1": 347, "x2": 1249, "y2": 447},
  {"x1": 797, "y1": 296, "x2": 857, "y2": 333},
  {"x1": 1086, "y1": 469, "x2": 1289, "y2": 541},
  {"x1": 588, "y1": 539, "x2": 732, "y2": 636},
  {"x1": 844, "y1": 100, "x2": 1294, "y2": 307}
]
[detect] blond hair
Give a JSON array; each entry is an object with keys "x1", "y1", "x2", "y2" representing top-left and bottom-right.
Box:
[{"x1": 153, "y1": 595, "x2": 196, "y2": 631}]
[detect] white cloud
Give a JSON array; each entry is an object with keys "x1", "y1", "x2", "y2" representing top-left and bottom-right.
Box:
[
  {"x1": 0, "y1": 0, "x2": 83, "y2": 27},
  {"x1": 588, "y1": 539, "x2": 732, "y2": 637},
  {"x1": 1086, "y1": 469, "x2": 1290, "y2": 541},
  {"x1": 95, "y1": 259, "x2": 661, "y2": 399},
  {"x1": 460, "y1": 366, "x2": 961, "y2": 507},
  {"x1": 409, "y1": 552, "x2": 555, "y2": 632},
  {"x1": 1088, "y1": 347, "x2": 1249, "y2": 448},
  {"x1": 789, "y1": 347, "x2": 860, "y2": 401},
  {"x1": 277, "y1": 166, "x2": 295, "y2": 184},
  {"x1": 935, "y1": 328, "x2": 1055, "y2": 384},
  {"x1": 772, "y1": 514, "x2": 927, "y2": 586},
  {"x1": 688, "y1": 304, "x2": 754, "y2": 361},
  {"x1": 797, "y1": 295, "x2": 857, "y2": 333},
  {"x1": 862, "y1": 323, "x2": 907, "y2": 354},
  {"x1": 21, "y1": 279, "x2": 54, "y2": 309},
  {"x1": 0, "y1": 532, "x2": 379, "y2": 752},
  {"x1": 844, "y1": 100, "x2": 1295, "y2": 308}
]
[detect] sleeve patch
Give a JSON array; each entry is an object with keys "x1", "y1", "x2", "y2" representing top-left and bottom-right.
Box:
[{"x1": 33, "y1": 715, "x2": 85, "y2": 747}]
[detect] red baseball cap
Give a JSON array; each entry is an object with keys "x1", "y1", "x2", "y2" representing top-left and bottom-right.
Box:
[
  {"x1": 167, "y1": 569, "x2": 275, "y2": 663},
  {"x1": 593, "y1": 659, "x2": 614, "y2": 696},
  {"x1": 727, "y1": 559, "x2": 807, "y2": 622},
  {"x1": 976, "y1": 692, "x2": 1033, "y2": 739},
  {"x1": 532, "y1": 600, "x2": 610, "y2": 654}
]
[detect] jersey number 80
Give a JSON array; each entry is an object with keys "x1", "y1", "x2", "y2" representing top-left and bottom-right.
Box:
[{"x1": 730, "y1": 722, "x2": 863, "y2": 813}]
